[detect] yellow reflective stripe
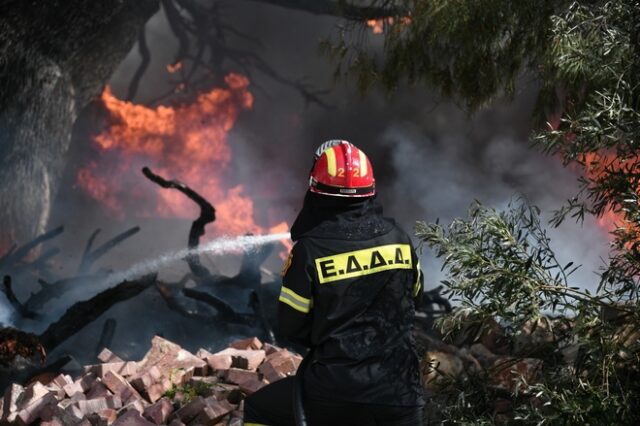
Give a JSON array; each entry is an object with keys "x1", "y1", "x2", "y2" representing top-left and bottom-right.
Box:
[
  {"x1": 413, "y1": 260, "x2": 422, "y2": 297},
  {"x1": 315, "y1": 244, "x2": 412, "y2": 284},
  {"x1": 359, "y1": 149, "x2": 367, "y2": 177},
  {"x1": 278, "y1": 286, "x2": 311, "y2": 313},
  {"x1": 326, "y1": 146, "x2": 337, "y2": 176}
]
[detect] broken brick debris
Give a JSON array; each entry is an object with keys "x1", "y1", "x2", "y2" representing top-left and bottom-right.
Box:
[{"x1": 0, "y1": 335, "x2": 301, "y2": 425}]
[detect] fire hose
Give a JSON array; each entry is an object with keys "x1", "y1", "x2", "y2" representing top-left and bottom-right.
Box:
[{"x1": 293, "y1": 351, "x2": 311, "y2": 426}]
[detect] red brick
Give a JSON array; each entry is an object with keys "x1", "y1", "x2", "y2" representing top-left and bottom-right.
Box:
[
  {"x1": 262, "y1": 343, "x2": 281, "y2": 355},
  {"x1": 229, "y1": 337, "x2": 263, "y2": 350},
  {"x1": 112, "y1": 409, "x2": 157, "y2": 426},
  {"x1": 206, "y1": 354, "x2": 233, "y2": 371},
  {"x1": 169, "y1": 396, "x2": 206, "y2": 423},
  {"x1": 51, "y1": 374, "x2": 73, "y2": 389},
  {"x1": 214, "y1": 348, "x2": 265, "y2": 371},
  {"x1": 64, "y1": 403, "x2": 86, "y2": 422},
  {"x1": 19, "y1": 382, "x2": 50, "y2": 409},
  {"x1": 129, "y1": 367, "x2": 172, "y2": 403},
  {"x1": 99, "y1": 408, "x2": 118, "y2": 425},
  {"x1": 159, "y1": 349, "x2": 208, "y2": 376},
  {"x1": 85, "y1": 361, "x2": 139, "y2": 378},
  {"x1": 142, "y1": 397, "x2": 173, "y2": 424},
  {"x1": 191, "y1": 398, "x2": 234, "y2": 424},
  {"x1": 86, "y1": 380, "x2": 113, "y2": 399},
  {"x1": 74, "y1": 395, "x2": 122, "y2": 416},
  {"x1": 238, "y1": 377, "x2": 269, "y2": 395},
  {"x1": 119, "y1": 399, "x2": 147, "y2": 415},
  {"x1": 211, "y1": 383, "x2": 240, "y2": 401},
  {"x1": 196, "y1": 348, "x2": 214, "y2": 359},
  {"x1": 15, "y1": 392, "x2": 57, "y2": 426},
  {"x1": 41, "y1": 419, "x2": 64, "y2": 426},
  {"x1": 258, "y1": 356, "x2": 297, "y2": 383},
  {"x1": 2, "y1": 383, "x2": 24, "y2": 421},
  {"x1": 63, "y1": 372, "x2": 97, "y2": 397},
  {"x1": 103, "y1": 371, "x2": 142, "y2": 405},
  {"x1": 70, "y1": 392, "x2": 87, "y2": 402},
  {"x1": 130, "y1": 367, "x2": 164, "y2": 392},
  {"x1": 139, "y1": 336, "x2": 182, "y2": 369},
  {"x1": 224, "y1": 368, "x2": 259, "y2": 386},
  {"x1": 98, "y1": 348, "x2": 124, "y2": 364}
]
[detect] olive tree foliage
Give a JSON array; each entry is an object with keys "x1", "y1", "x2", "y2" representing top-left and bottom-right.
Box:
[
  {"x1": 417, "y1": 201, "x2": 640, "y2": 424},
  {"x1": 322, "y1": 0, "x2": 640, "y2": 423}
]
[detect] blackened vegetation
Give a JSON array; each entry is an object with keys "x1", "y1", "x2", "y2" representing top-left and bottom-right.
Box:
[
  {"x1": 0, "y1": 164, "x2": 283, "y2": 389},
  {"x1": 142, "y1": 166, "x2": 277, "y2": 340},
  {"x1": 0, "y1": 225, "x2": 145, "y2": 388}
]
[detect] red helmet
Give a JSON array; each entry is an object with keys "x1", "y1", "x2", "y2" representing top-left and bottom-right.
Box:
[{"x1": 309, "y1": 140, "x2": 375, "y2": 197}]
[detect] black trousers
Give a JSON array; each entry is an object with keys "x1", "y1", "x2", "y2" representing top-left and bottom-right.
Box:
[{"x1": 243, "y1": 377, "x2": 423, "y2": 426}]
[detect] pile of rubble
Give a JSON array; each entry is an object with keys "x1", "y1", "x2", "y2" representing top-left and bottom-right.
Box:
[
  {"x1": 1, "y1": 336, "x2": 301, "y2": 426},
  {"x1": 421, "y1": 317, "x2": 550, "y2": 394}
]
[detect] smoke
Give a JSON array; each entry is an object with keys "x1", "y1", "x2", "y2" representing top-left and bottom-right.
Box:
[
  {"x1": 0, "y1": 295, "x2": 13, "y2": 327},
  {"x1": 379, "y1": 119, "x2": 609, "y2": 293}
]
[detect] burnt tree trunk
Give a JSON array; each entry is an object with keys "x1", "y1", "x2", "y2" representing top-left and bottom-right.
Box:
[{"x1": 0, "y1": 0, "x2": 159, "y2": 248}]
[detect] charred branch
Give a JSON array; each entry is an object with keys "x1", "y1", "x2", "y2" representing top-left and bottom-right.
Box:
[
  {"x1": 156, "y1": 280, "x2": 216, "y2": 323},
  {"x1": 125, "y1": 28, "x2": 151, "y2": 101},
  {"x1": 80, "y1": 229, "x2": 101, "y2": 267},
  {"x1": 183, "y1": 288, "x2": 256, "y2": 325},
  {"x1": 142, "y1": 167, "x2": 215, "y2": 279},
  {"x1": 77, "y1": 226, "x2": 140, "y2": 274},
  {"x1": 30, "y1": 248, "x2": 61, "y2": 277},
  {"x1": 0, "y1": 226, "x2": 64, "y2": 271},
  {"x1": 25, "y1": 274, "x2": 107, "y2": 312},
  {"x1": 2, "y1": 275, "x2": 37, "y2": 319},
  {"x1": 26, "y1": 355, "x2": 73, "y2": 385},
  {"x1": 162, "y1": 0, "x2": 190, "y2": 64},
  {"x1": 39, "y1": 274, "x2": 157, "y2": 352}
]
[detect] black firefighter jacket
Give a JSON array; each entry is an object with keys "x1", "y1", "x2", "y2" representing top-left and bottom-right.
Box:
[{"x1": 277, "y1": 192, "x2": 424, "y2": 407}]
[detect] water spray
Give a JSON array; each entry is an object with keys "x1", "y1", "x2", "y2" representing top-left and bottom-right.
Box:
[{"x1": 98, "y1": 232, "x2": 290, "y2": 289}]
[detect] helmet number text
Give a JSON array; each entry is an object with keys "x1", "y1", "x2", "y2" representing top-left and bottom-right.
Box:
[{"x1": 336, "y1": 168, "x2": 360, "y2": 177}]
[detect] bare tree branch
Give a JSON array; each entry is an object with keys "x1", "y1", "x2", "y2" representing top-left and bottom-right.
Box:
[
  {"x1": 39, "y1": 274, "x2": 157, "y2": 351},
  {"x1": 77, "y1": 226, "x2": 140, "y2": 274},
  {"x1": 183, "y1": 287, "x2": 256, "y2": 325},
  {"x1": 2, "y1": 275, "x2": 38, "y2": 319},
  {"x1": 126, "y1": 28, "x2": 151, "y2": 101},
  {"x1": 142, "y1": 167, "x2": 216, "y2": 279}
]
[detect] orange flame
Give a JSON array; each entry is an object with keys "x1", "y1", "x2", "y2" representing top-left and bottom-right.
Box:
[
  {"x1": 581, "y1": 152, "x2": 639, "y2": 242},
  {"x1": 77, "y1": 73, "x2": 290, "y2": 248},
  {"x1": 367, "y1": 19, "x2": 385, "y2": 34},
  {"x1": 366, "y1": 17, "x2": 412, "y2": 34},
  {"x1": 166, "y1": 62, "x2": 183, "y2": 73}
]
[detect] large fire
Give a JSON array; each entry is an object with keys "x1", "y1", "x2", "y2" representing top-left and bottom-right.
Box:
[{"x1": 77, "y1": 73, "x2": 289, "y2": 243}]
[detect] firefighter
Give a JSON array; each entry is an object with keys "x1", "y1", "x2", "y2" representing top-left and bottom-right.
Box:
[{"x1": 244, "y1": 140, "x2": 424, "y2": 426}]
